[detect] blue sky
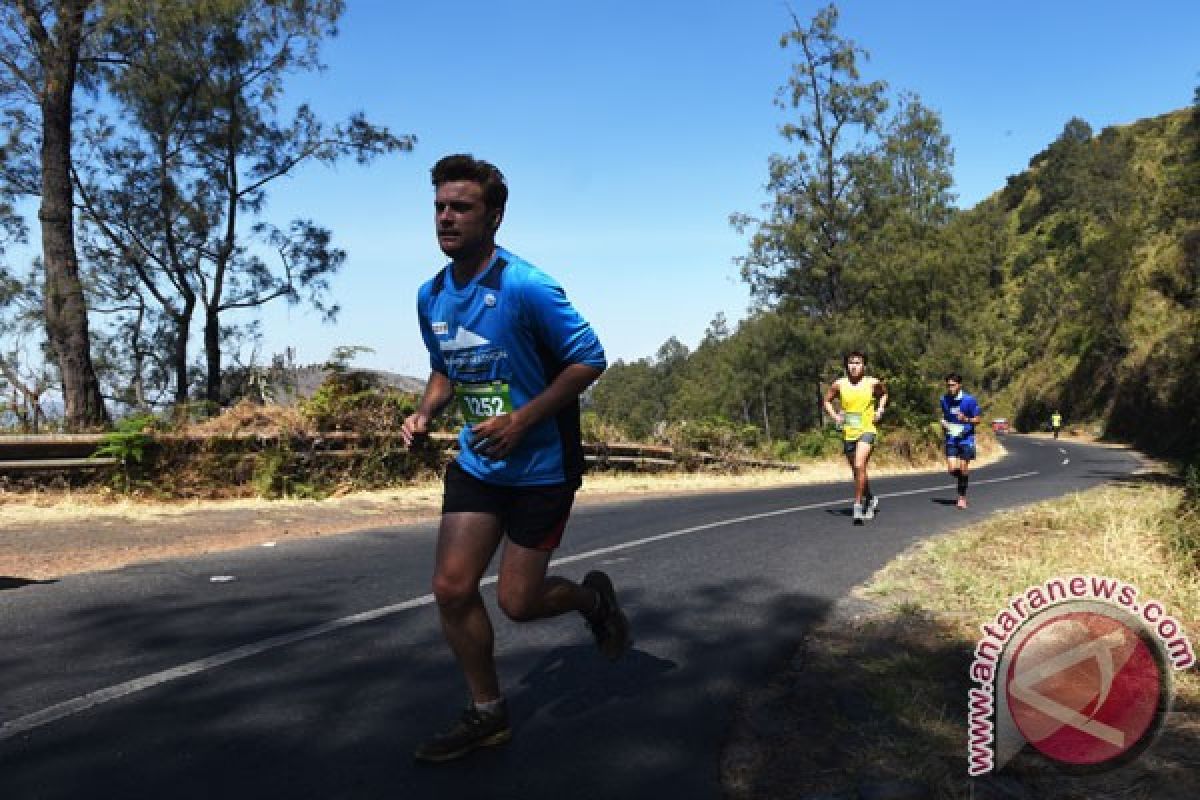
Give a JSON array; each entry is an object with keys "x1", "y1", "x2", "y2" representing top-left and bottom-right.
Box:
[{"x1": 12, "y1": 1, "x2": 1200, "y2": 381}]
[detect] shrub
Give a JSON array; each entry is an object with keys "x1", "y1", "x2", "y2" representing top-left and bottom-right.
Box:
[
  {"x1": 93, "y1": 412, "x2": 162, "y2": 492},
  {"x1": 301, "y1": 372, "x2": 417, "y2": 433}
]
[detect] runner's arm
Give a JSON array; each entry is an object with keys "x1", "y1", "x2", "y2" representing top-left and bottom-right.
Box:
[
  {"x1": 400, "y1": 370, "x2": 455, "y2": 447},
  {"x1": 873, "y1": 379, "x2": 889, "y2": 422},
  {"x1": 471, "y1": 363, "x2": 603, "y2": 458},
  {"x1": 823, "y1": 381, "x2": 844, "y2": 424},
  {"x1": 959, "y1": 398, "x2": 982, "y2": 425},
  {"x1": 509, "y1": 364, "x2": 602, "y2": 431}
]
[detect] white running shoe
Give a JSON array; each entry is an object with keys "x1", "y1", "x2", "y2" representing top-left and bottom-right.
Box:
[
  {"x1": 852, "y1": 503, "x2": 865, "y2": 525},
  {"x1": 864, "y1": 494, "x2": 879, "y2": 520}
]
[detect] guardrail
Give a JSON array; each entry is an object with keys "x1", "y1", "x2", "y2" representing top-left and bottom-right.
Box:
[{"x1": 0, "y1": 432, "x2": 810, "y2": 475}]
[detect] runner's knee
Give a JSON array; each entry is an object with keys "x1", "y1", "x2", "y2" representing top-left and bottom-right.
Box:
[
  {"x1": 432, "y1": 572, "x2": 479, "y2": 610},
  {"x1": 497, "y1": 586, "x2": 541, "y2": 622}
]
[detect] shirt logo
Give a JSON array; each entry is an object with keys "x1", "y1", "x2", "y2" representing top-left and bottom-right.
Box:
[
  {"x1": 484, "y1": 293, "x2": 497, "y2": 308},
  {"x1": 432, "y1": 322, "x2": 448, "y2": 335},
  {"x1": 440, "y1": 327, "x2": 491, "y2": 352}
]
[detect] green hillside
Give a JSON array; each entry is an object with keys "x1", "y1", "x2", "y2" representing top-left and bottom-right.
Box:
[
  {"x1": 591, "y1": 105, "x2": 1199, "y2": 460},
  {"x1": 978, "y1": 108, "x2": 1199, "y2": 455}
]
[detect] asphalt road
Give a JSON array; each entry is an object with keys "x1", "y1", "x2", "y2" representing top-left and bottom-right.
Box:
[{"x1": 0, "y1": 436, "x2": 1142, "y2": 799}]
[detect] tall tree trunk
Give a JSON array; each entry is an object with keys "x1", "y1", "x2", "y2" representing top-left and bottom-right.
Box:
[
  {"x1": 171, "y1": 296, "x2": 195, "y2": 407},
  {"x1": 760, "y1": 383, "x2": 772, "y2": 442},
  {"x1": 204, "y1": 306, "x2": 221, "y2": 406},
  {"x1": 30, "y1": 0, "x2": 108, "y2": 429}
]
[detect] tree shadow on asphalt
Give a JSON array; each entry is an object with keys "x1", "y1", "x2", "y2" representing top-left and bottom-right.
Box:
[
  {"x1": 0, "y1": 576, "x2": 57, "y2": 590},
  {"x1": 1102, "y1": 471, "x2": 1185, "y2": 489},
  {"x1": 510, "y1": 644, "x2": 678, "y2": 724},
  {"x1": 723, "y1": 600, "x2": 1200, "y2": 800},
  {"x1": 0, "y1": 575, "x2": 828, "y2": 800}
]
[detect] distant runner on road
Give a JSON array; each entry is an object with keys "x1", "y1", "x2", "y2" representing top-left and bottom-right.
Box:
[
  {"x1": 1051, "y1": 410, "x2": 1063, "y2": 440},
  {"x1": 823, "y1": 351, "x2": 888, "y2": 525},
  {"x1": 401, "y1": 154, "x2": 630, "y2": 763},
  {"x1": 940, "y1": 373, "x2": 982, "y2": 509}
]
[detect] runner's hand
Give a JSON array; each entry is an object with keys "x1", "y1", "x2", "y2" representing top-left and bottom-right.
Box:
[
  {"x1": 873, "y1": 409, "x2": 884, "y2": 423},
  {"x1": 834, "y1": 412, "x2": 845, "y2": 426},
  {"x1": 400, "y1": 412, "x2": 430, "y2": 448},
  {"x1": 470, "y1": 412, "x2": 529, "y2": 460}
]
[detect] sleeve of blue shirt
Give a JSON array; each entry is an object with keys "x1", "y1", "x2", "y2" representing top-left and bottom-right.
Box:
[
  {"x1": 520, "y1": 269, "x2": 607, "y2": 372},
  {"x1": 416, "y1": 285, "x2": 447, "y2": 374}
]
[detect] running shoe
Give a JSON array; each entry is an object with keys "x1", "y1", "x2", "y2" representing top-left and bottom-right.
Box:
[
  {"x1": 956, "y1": 496, "x2": 968, "y2": 510},
  {"x1": 864, "y1": 494, "x2": 879, "y2": 520},
  {"x1": 583, "y1": 570, "x2": 631, "y2": 660},
  {"x1": 414, "y1": 702, "x2": 512, "y2": 763},
  {"x1": 852, "y1": 503, "x2": 865, "y2": 525}
]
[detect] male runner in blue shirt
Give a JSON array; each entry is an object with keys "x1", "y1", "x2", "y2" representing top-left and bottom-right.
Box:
[
  {"x1": 401, "y1": 155, "x2": 630, "y2": 763},
  {"x1": 940, "y1": 373, "x2": 982, "y2": 509}
]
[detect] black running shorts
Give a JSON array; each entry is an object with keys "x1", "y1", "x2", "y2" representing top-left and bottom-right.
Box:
[{"x1": 442, "y1": 460, "x2": 578, "y2": 551}]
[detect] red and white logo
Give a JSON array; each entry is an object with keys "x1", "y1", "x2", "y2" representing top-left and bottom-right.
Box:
[{"x1": 1005, "y1": 609, "x2": 1163, "y2": 766}]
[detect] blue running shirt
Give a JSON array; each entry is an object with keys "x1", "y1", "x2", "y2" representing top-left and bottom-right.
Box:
[
  {"x1": 941, "y1": 391, "x2": 981, "y2": 444},
  {"x1": 417, "y1": 247, "x2": 606, "y2": 486}
]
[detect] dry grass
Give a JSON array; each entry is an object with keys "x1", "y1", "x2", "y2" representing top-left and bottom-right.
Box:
[
  {"x1": 180, "y1": 399, "x2": 314, "y2": 435},
  {"x1": 863, "y1": 479, "x2": 1200, "y2": 710},
  {"x1": 727, "y1": 475, "x2": 1200, "y2": 799},
  {"x1": 854, "y1": 477, "x2": 1199, "y2": 793},
  {"x1": 863, "y1": 481, "x2": 1200, "y2": 640},
  {"x1": 0, "y1": 480, "x2": 443, "y2": 525}
]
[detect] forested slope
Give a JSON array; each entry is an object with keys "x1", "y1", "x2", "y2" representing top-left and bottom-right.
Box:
[{"x1": 592, "y1": 106, "x2": 1199, "y2": 460}]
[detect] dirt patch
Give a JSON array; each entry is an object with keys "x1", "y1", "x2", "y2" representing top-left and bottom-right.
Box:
[{"x1": 0, "y1": 489, "x2": 445, "y2": 580}]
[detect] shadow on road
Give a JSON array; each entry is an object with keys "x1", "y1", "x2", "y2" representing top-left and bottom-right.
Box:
[
  {"x1": 1104, "y1": 472, "x2": 1184, "y2": 489},
  {"x1": 0, "y1": 576, "x2": 58, "y2": 591},
  {"x1": 0, "y1": 575, "x2": 829, "y2": 800}
]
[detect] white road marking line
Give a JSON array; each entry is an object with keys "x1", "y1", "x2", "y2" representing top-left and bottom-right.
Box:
[
  {"x1": 1063, "y1": 459, "x2": 1070, "y2": 465},
  {"x1": 1058, "y1": 448, "x2": 1067, "y2": 455},
  {"x1": 0, "y1": 469, "x2": 1040, "y2": 742}
]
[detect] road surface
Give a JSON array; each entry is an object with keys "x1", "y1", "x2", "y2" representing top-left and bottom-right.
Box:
[{"x1": 0, "y1": 436, "x2": 1141, "y2": 799}]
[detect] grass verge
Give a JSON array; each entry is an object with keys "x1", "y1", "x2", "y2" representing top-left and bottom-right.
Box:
[{"x1": 725, "y1": 470, "x2": 1200, "y2": 800}]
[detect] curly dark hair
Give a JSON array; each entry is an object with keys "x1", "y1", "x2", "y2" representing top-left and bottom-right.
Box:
[{"x1": 431, "y1": 154, "x2": 508, "y2": 212}]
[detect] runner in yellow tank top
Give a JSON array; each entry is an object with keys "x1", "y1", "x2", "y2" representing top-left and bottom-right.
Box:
[{"x1": 823, "y1": 351, "x2": 888, "y2": 525}]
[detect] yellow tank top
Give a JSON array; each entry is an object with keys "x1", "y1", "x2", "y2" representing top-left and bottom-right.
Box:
[{"x1": 838, "y1": 378, "x2": 877, "y2": 440}]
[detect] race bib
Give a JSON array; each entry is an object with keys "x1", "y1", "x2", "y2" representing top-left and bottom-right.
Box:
[
  {"x1": 456, "y1": 381, "x2": 512, "y2": 425},
  {"x1": 843, "y1": 411, "x2": 863, "y2": 429},
  {"x1": 945, "y1": 421, "x2": 966, "y2": 437}
]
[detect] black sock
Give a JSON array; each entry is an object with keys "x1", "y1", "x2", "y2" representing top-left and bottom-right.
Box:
[{"x1": 958, "y1": 473, "x2": 969, "y2": 496}]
